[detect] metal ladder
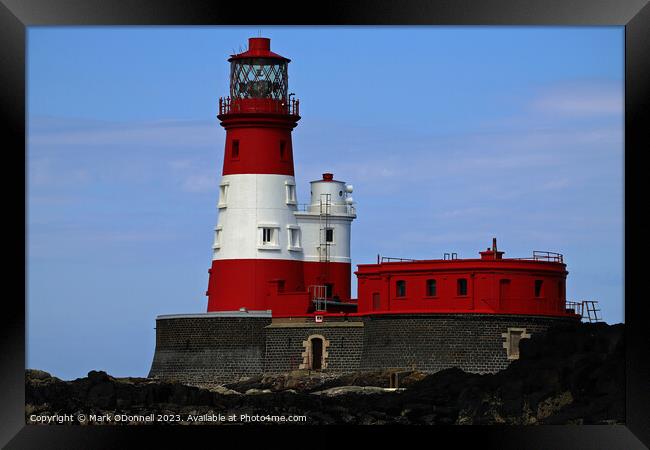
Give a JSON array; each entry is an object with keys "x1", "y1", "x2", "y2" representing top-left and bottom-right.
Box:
[{"x1": 318, "y1": 193, "x2": 331, "y2": 264}]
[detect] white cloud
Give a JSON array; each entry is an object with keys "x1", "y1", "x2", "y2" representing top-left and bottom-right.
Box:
[
  {"x1": 531, "y1": 81, "x2": 623, "y2": 117},
  {"x1": 28, "y1": 119, "x2": 221, "y2": 148}
]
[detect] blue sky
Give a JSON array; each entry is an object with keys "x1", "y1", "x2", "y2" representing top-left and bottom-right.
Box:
[{"x1": 27, "y1": 27, "x2": 624, "y2": 380}]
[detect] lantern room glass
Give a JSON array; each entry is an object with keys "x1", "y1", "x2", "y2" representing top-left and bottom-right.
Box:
[{"x1": 230, "y1": 58, "x2": 288, "y2": 100}]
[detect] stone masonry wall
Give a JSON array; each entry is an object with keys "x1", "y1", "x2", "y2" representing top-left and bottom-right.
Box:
[
  {"x1": 360, "y1": 314, "x2": 578, "y2": 374},
  {"x1": 148, "y1": 313, "x2": 579, "y2": 385},
  {"x1": 263, "y1": 322, "x2": 365, "y2": 374},
  {"x1": 148, "y1": 316, "x2": 270, "y2": 386}
]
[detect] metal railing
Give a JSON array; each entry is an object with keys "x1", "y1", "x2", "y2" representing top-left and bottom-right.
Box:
[
  {"x1": 377, "y1": 250, "x2": 563, "y2": 264},
  {"x1": 565, "y1": 301, "x2": 583, "y2": 316},
  {"x1": 532, "y1": 251, "x2": 563, "y2": 263},
  {"x1": 510, "y1": 251, "x2": 564, "y2": 263},
  {"x1": 380, "y1": 256, "x2": 416, "y2": 263},
  {"x1": 296, "y1": 203, "x2": 356, "y2": 215},
  {"x1": 218, "y1": 96, "x2": 299, "y2": 115},
  {"x1": 309, "y1": 285, "x2": 328, "y2": 311},
  {"x1": 565, "y1": 300, "x2": 603, "y2": 322}
]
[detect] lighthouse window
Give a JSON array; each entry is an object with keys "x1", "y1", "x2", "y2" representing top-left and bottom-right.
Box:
[
  {"x1": 218, "y1": 182, "x2": 229, "y2": 208},
  {"x1": 457, "y1": 278, "x2": 468, "y2": 296},
  {"x1": 534, "y1": 280, "x2": 544, "y2": 298},
  {"x1": 280, "y1": 141, "x2": 287, "y2": 160},
  {"x1": 325, "y1": 228, "x2": 334, "y2": 243},
  {"x1": 396, "y1": 280, "x2": 406, "y2": 297},
  {"x1": 262, "y1": 228, "x2": 273, "y2": 244},
  {"x1": 258, "y1": 225, "x2": 280, "y2": 249},
  {"x1": 285, "y1": 183, "x2": 297, "y2": 204},
  {"x1": 426, "y1": 279, "x2": 437, "y2": 297},
  {"x1": 212, "y1": 226, "x2": 222, "y2": 249},
  {"x1": 231, "y1": 140, "x2": 240, "y2": 159},
  {"x1": 288, "y1": 227, "x2": 301, "y2": 250}
]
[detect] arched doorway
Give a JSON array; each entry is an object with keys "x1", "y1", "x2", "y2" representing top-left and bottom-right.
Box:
[
  {"x1": 311, "y1": 337, "x2": 323, "y2": 370},
  {"x1": 299, "y1": 335, "x2": 330, "y2": 370}
]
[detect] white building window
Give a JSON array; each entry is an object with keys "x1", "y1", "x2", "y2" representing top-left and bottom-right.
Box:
[
  {"x1": 212, "y1": 226, "x2": 222, "y2": 249},
  {"x1": 325, "y1": 228, "x2": 334, "y2": 243},
  {"x1": 287, "y1": 225, "x2": 302, "y2": 251},
  {"x1": 218, "y1": 182, "x2": 230, "y2": 209},
  {"x1": 285, "y1": 181, "x2": 297, "y2": 205},
  {"x1": 258, "y1": 224, "x2": 280, "y2": 250}
]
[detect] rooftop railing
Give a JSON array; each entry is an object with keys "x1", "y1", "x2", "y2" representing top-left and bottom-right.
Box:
[
  {"x1": 519, "y1": 251, "x2": 564, "y2": 263},
  {"x1": 218, "y1": 97, "x2": 299, "y2": 115},
  {"x1": 375, "y1": 250, "x2": 564, "y2": 264},
  {"x1": 296, "y1": 203, "x2": 356, "y2": 215}
]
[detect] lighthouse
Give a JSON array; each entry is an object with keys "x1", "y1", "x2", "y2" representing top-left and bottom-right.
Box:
[
  {"x1": 150, "y1": 36, "x2": 583, "y2": 386},
  {"x1": 206, "y1": 37, "x2": 357, "y2": 314}
]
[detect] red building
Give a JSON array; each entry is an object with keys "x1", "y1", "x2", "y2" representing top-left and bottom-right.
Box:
[{"x1": 356, "y1": 239, "x2": 571, "y2": 317}]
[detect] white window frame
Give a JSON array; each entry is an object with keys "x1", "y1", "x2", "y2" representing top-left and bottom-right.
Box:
[
  {"x1": 218, "y1": 181, "x2": 230, "y2": 209},
  {"x1": 285, "y1": 181, "x2": 297, "y2": 205},
  {"x1": 257, "y1": 224, "x2": 280, "y2": 250},
  {"x1": 287, "y1": 225, "x2": 302, "y2": 251},
  {"x1": 212, "y1": 225, "x2": 223, "y2": 249}
]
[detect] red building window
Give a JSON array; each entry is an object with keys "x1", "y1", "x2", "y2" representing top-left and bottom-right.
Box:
[
  {"x1": 457, "y1": 278, "x2": 468, "y2": 296},
  {"x1": 535, "y1": 280, "x2": 544, "y2": 298},
  {"x1": 396, "y1": 280, "x2": 406, "y2": 298},
  {"x1": 280, "y1": 140, "x2": 287, "y2": 160},
  {"x1": 426, "y1": 279, "x2": 437, "y2": 297}
]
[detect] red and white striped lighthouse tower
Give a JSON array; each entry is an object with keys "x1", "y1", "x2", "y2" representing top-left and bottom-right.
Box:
[
  {"x1": 207, "y1": 37, "x2": 302, "y2": 312},
  {"x1": 207, "y1": 37, "x2": 356, "y2": 314}
]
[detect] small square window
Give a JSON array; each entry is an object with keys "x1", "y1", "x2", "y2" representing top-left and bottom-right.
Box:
[
  {"x1": 396, "y1": 280, "x2": 406, "y2": 297},
  {"x1": 457, "y1": 278, "x2": 467, "y2": 296},
  {"x1": 426, "y1": 279, "x2": 437, "y2": 297},
  {"x1": 325, "y1": 228, "x2": 334, "y2": 243},
  {"x1": 258, "y1": 225, "x2": 280, "y2": 249}
]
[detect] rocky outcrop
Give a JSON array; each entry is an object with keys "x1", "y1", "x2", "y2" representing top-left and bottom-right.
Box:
[{"x1": 25, "y1": 322, "x2": 624, "y2": 425}]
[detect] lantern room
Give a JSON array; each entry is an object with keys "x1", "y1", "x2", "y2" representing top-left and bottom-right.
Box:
[{"x1": 220, "y1": 37, "x2": 298, "y2": 115}]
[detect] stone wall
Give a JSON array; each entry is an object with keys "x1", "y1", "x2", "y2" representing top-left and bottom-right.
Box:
[
  {"x1": 359, "y1": 314, "x2": 578, "y2": 374},
  {"x1": 148, "y1": 313, "x2": 579, "y2": 385},
  {"x1": 148, "y1": 315, "x2": 270, "y2": 385},
  {"x1": 264, "y1": 321, "x2": 365, "y2": 374}
]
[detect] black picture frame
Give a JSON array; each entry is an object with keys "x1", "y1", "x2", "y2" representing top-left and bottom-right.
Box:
[{"x1": 2, "y1": 0, "x2": 648, "y2": 447}]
